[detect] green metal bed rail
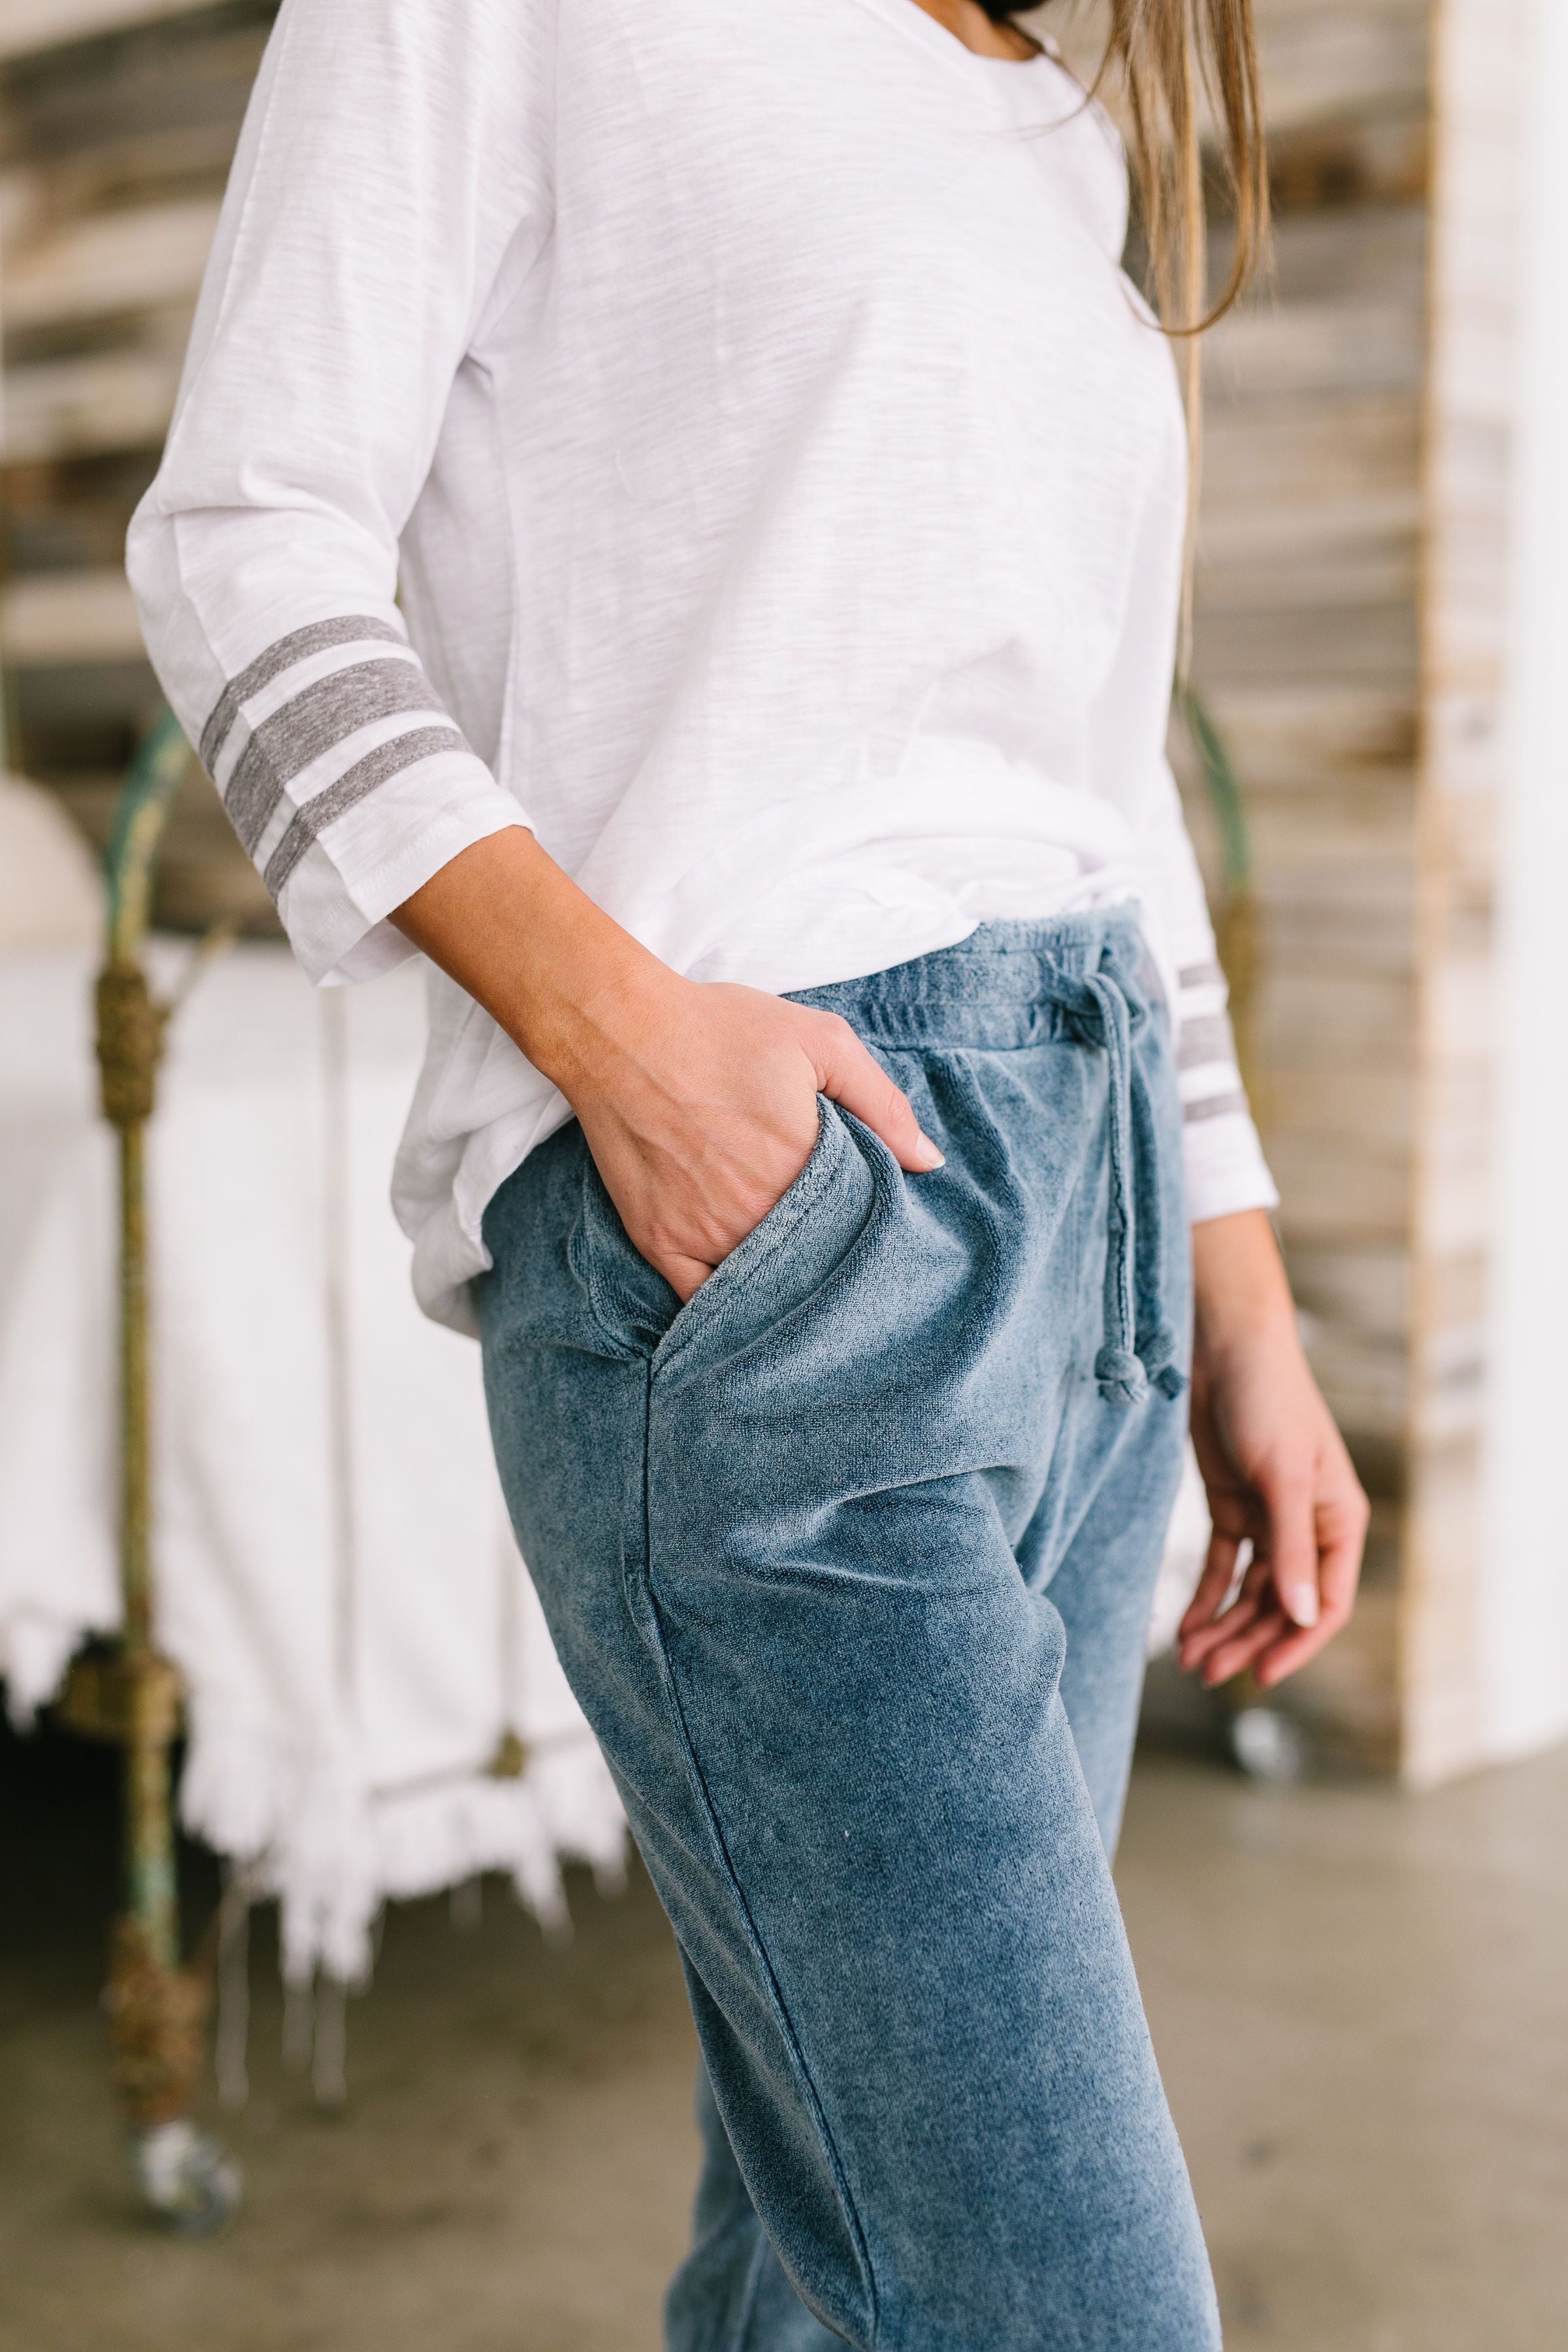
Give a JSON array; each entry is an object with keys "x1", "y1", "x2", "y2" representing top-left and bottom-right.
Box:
[{"x1": 57, "y1": 708, "x2": 241, "y2": 2230}]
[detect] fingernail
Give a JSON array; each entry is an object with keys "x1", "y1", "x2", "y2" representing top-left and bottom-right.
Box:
[
  {"x1": 913, "y1": 1135, "x2": 945, "y2": 1170},
  {"x1": 1287, "y1": 1585, "x2": 1320, "y2": 1629}
]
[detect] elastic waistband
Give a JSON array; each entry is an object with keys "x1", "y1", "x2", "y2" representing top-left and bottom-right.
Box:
[{"x1": 786, "y1": 909, "x2": 1158, "y2": 1052}]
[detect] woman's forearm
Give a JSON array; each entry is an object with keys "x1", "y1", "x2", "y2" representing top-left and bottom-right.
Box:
[
  {"x1": 1190, "y1": 1207, "x2": 1297, "y2": 1354},
  {"x1": 389, "y1": 826, "x2": 668, "y2": 1094}
]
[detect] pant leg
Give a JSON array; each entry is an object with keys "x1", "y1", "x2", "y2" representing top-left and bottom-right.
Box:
[
  {"x1": 665, "y1": 2065, "x2": 847, "y2": 2352},
  {"x1": 480, "y1": 1034, "x2": 1217, "y2": 2351},
  {"x1": 663, "y1": 1012, "x2": 1195, "y2": 2348},
  {"x1": 1027, "y1": 1400, "x2": 1186, "y2": 1857},
  {"x1": 671, "y1": 1445, "x2": 1192, "y2": 2352}
]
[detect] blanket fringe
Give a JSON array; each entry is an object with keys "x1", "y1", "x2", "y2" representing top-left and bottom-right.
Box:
[{"x1": 180, "y1": 1708, "x2": 627, "y2": 1985}]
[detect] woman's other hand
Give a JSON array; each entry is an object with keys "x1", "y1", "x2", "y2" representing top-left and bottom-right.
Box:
[{"x1": 1178, "y1": 1209, "x2": 1369, "y2": 1690}]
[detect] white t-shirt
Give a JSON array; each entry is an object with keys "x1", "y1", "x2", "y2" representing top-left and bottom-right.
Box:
[{"x1": 129, "y1": 0, "x2": 1277, "y2": 1331}]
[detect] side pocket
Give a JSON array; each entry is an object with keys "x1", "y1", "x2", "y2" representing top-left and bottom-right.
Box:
[
  {"x1": 570, "y1": 1099, "x2": 871, "y2": 1373},
  {"x1": 651, "y1": 1100, "x2": 877, "y2": 1384},
  {"x1": 570, "y1": 1154, "x2": 683, "y2": 1357}
]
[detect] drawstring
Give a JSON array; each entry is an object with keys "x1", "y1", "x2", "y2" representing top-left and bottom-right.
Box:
[{"x1": 1066, "y1": 962, "x2": 1187, "y2": 1410}]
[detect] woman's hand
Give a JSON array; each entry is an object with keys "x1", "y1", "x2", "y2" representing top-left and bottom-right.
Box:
[
  {"x1": 391, "y1": 828, "x2": 943, "y2": 1299},
  {"x1": 558, "y1": 966, "x2": 941, "y2": 1300},
  {"x1": 1177, "y1": 1209, "x2": 1368, "y2": 1690}
]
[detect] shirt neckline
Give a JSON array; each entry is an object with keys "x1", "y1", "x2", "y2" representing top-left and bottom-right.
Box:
[{"x1": 849, "y1": 0, "x2": 1049, "y2": 83}]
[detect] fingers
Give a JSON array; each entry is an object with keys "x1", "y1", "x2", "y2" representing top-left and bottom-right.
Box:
[
  {"x1": 1252, "y1": 1493, "x2": 1366, "y2": 1688},
  {"x1": 809, "y1": 1014, "x2": 945, "y2": 1173},
  {"x1": 656, "y1": 1248, "x2": 718, "y2": 1305},
  {"x1": 1178, "y1": 1558, "x2": 1271, "y2": 1674},
  {"x1": 1258, "y1": 1462, "x2": 1321, "y2": 1629},
  {"x1": 1197, "y1": 1606, "x2": 1292, "y2": 1688},
  {"x1": 1177, "y1": 1531, "x2": 1244, "y2": 1643},
  {"x1": 1316, "y1": 1495, "x2": 1363, "y2": 1627}
]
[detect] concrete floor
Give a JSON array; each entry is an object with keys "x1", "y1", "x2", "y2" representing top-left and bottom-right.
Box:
[{"x1": 2, "y1": 1723, "x2": 1565, "y2": 2352}]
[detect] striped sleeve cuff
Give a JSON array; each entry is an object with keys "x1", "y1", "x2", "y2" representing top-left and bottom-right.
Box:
[
  {"x1": 198, "y1": 613, "x2": 527, "y2": 981},
  {"x1": 1173, "y1": 958, "x2": 1279, "y2": 1223}
]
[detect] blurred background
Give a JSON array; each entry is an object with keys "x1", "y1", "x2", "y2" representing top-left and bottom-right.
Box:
[{"x1": 1, "y1": 2, "x2": 1565, "y2": 2347}]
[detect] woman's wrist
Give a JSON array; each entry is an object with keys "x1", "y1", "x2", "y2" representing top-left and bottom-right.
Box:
[{"x1": 1190, "y1": 1207, "x2": 1299, "y2": 1371}]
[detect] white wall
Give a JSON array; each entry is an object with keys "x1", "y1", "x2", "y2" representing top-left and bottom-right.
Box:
[{"x1": 1480, "y1": 0, "x2": 1568, "y2": 1760}]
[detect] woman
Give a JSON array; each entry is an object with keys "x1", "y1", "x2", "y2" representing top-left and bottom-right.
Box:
[{"x1": 130, "y1": 0, "x2": 1367, "y2": 2341}]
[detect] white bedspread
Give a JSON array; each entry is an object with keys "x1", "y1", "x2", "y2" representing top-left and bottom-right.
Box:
[{"x1": 0, "y1": 943, "x2": 624, "y2": 1980}]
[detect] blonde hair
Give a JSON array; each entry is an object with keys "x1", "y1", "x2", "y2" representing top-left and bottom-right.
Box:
[
  {"x1": 990, "y1": 2, "x2": 1271, "y2": 331},
  {"x1": 1103, "y1": 0, "x2": 1270, "y2": 338}
]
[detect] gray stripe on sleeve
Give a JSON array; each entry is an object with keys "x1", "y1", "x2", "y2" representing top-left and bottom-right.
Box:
[
  {"x1": 262, "y1": 723, "x2": 468, "y2": 898},
  {"x1": 1184, "y1": 1089, "x2": 1250, "y2": 1125},
  {"x1": 226, "y1": 660, "x2": 447, "y2": 853},
  {"x1": 1177, "y1": 959, "x2": 1226, "y2": 992},
  {"x1": 1176, "y1": 1012, "x2": 1238, "y2": 1071},
  {"x1": 200, "y1": 615, "x2": 407, "y2": 774}
]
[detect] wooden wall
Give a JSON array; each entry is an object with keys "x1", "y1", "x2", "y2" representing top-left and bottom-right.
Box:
[
  {"x1": 2, "y1": 0, "x2": 1546, "y2": 1778},
  {"x1": 1189, "y1": 0, "x2": 1434, "y2": 1769},
  {"x1": 1049, "y1": 0, "x2": 1533, "y2": 1776},
  {"x1": 1204, "y1": 0, "x2": 1527, "y2": 1782},
  {"x1": 0, "y1": 0, "x2": 276, "y2": 930},
  {"x1": 1406, "y1": 0, "x2": 1525, "y2": 1784}
]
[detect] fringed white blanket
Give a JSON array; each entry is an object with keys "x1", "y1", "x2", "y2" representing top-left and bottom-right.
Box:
[{"x1": 0, "y1": 944, "x2": 625, "y2": 1982}]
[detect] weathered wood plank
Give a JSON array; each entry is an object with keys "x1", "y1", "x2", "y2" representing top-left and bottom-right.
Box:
[
  {"x1": 1195, "y1": 601, "x2": 1420, "y2": 687},
  {"x1": 1267, "y1": 1145, "x2": 1410, "y2": 1245},
  {"x1": 1, "y1": 563, "x2": 143, "y2": 659},
  {"x1": 1198, "y1": 550, "x2": 1420, "y2": 617},
  {"x1": 1284, "y1": 1582, "x2": 1399, "y2": 1771},
  {"x1": 0, "y1": 17, "x2": 268, "y2": 178},
  {"x1": 1258, "y1": 970, "x2": 1416, "y2": 1067},
  {"x1": 1196, "y1": 495, "x2": 1420, "y2": 589},
  {"x1": 1201, "y1": 391, "x2": 1424, "y2": 499},
  {"x1": 1256, "y1": 205, "x2": 1429, "y2": 304},
  {"x1": 1253, "y1": 0, "x2": 1431, "y2": 133},
  {"x1": 0, "y1": 0, "x2": 216, "y2": 62},
  {"x1": 1193, "y1": 687, "x2": 1420, "y2": 784},
  {"x1": 1401, "y1": 1429, "x2": 1489, "y2": 1784},
  {"x1": 2, "y1": 335, "x2": 184, "y2": 457},
  {"x1": 2, "y1": 190, "x2": 217, "y2": 325},
  {"x1": 1298, "y1": 1331, "x2": 1409, "y2": 1444},
  {"x1": 1288, "y1": 1241, "x2": 1409, "y2": 1343},
  {"x1": 1264, "y1": 1068, "x2": 1415, "y2": 1152},
  {"x1": 1267, "y1": 112, "x2": 1429, "y2": 214},
  {"x1": 1203, "y1": 297, "x2": 1424, "y2": 401}
]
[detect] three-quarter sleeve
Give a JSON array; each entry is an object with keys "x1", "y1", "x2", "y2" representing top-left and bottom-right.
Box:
[
  {"x1": 1136, "y1": 755, "x2": 1279, "y2": 1224},
  {"x1": 127, "y1": 0, "x2": 551, "y2": 982}
]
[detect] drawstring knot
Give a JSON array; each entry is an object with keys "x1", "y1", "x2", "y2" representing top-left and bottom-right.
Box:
[{"x1": 1063, "y1": 962, "x2": 1188, "y2": 1410}]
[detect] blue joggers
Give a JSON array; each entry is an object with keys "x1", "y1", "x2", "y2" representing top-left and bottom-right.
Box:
[{"x1": 478, "y1": 913, "x2": 1222, "y2": 2351}]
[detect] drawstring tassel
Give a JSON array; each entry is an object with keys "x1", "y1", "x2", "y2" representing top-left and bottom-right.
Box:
[
  {"x1": 1135, "y1": 1329, "x2": 1188, "y2": 1402},
  {"x1": 1094, "y1": 1346, "x2": 1149, "y2": 1408}
]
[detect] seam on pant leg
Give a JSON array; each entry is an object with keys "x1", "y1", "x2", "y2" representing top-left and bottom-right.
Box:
[
  {"x1": 631, "y1": 1371, "x2": 881, "y2": 2350},
  {"x1": 727, "y1": 2225, "x2": 772, "y2": 2352}
]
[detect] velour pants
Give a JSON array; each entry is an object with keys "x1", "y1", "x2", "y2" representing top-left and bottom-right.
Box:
[{"x1": 478, "y1": 913, "x2": 1221, "y2": 2351}]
